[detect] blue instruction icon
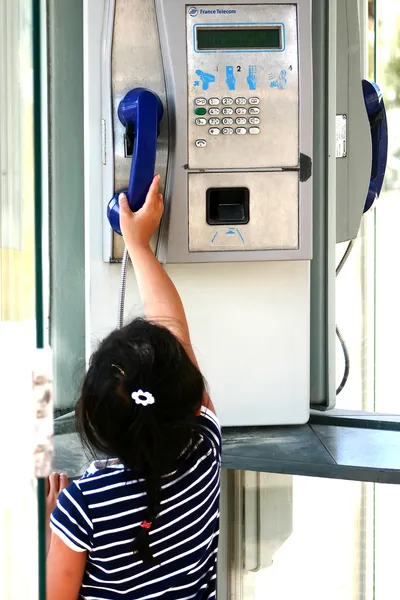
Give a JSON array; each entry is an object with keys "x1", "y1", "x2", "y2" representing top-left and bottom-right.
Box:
[
  {"x1": 195, "y1": 69, "x2": 215, "y2": 91},
  {"x1": 225, "y1": 66, "x2": 236, "y2": 91},
  {"x1": 247, "y1": 65, "x2": 257, "y2": 90},
  {"x1": 211, "y1": 227, "x2": 245, "y2": 246},
  {"x1": 270, "y1": 69, "x2": 287, "y2": 90}
]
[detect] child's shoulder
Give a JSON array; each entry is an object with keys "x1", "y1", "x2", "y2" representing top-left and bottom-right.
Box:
[{"x1": 79, "y1": 458, "x2": 126, "y2": 481}]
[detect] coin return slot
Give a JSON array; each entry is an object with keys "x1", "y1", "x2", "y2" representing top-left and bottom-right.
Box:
[{"x1": 206, "y1": 187, "x2": 250, "y2": 225}]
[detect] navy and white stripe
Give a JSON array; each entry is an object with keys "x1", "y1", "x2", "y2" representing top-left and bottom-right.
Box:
[{"x1": 50, "y1": 407, "x2": 221, "y2": 599}]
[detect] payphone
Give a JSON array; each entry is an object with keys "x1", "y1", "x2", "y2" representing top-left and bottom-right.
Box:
[{"x1": 84, "y1": 0, "x2": 312, "y2": 425}]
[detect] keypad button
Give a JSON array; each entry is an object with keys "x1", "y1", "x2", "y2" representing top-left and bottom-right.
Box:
[
  {"x1": 209, "y1": 128, "x2": 220, "y2": 135},
  {"x1": 195, "y1": 139, "x2": 207, "y2": 147},
  {"x1": 248, "y1": 107, "x2": 260, "y2": 115},
  {"x1": 235, "y1": 127, "x2": 247, "y2": 135},
  {"x1": 222, "y1": 107, "x2": 234, "y2": 115},
  {"x1": 235, "y1": 107, "x2": 247, "y2": 115},
  {"x1": 209, "y1": 97, "x2": 220, "y2": 105},
  {"x1": 235, "y1": 117, "x2": 247, "y2": 125},
  {"x1": 249, "y1": 97, "x2": 260, "y2": 105},
  {"x1": 222, "y1": 127, "x2": 234, "y2": 135},
  {"x1": 195, "y1": 107, "x2": 207, "y2": 115},
  {"x1": 235, "y1": 97, "x2": 247, "y2": 105},
  {"x1": 222, "y1": 117, "x2": 234, "y2": 125},
  {"x1": 248, "y1": 117, "x2": 260, "y2": 125},
  {"x1": 208, "y1": 117, "x2": 220, "y2": 125},
  {"x1": 209, "y1": 108, "x2": 220, "y2": 115},
  {"x1": 249, "y1": 127, "x2": 260, "y2": 135},
  {"x1": 195, "y1": 118, "x2": 207, "y2": 125},
  {"x1": 222, "y1": 97, "x2": 234, "y2": 105},
  {"x1": 195, "y1": 98, "x2": 207, "y2": 106}
]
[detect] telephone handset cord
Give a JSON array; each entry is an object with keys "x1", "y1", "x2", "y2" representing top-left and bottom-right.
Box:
[{"x1": 117, "y1": 246, "x2": 130, "y2": 329}]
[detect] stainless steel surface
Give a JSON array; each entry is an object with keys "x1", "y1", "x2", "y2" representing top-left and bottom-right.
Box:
[
  {"x1": 187, "y1": 4, "x2": 299, "y2": 170},
  {"x1": 335, "y1": 0, "x2": 371, "y2": 243},
  {"x1": 155, "y1": 0, "x2": 312, "y2": 263},
  {"x1": 111, "y1": 0, "x2": 168, "y2": 260},
  {"x1": 188, "y1": 171, "x2": 298, "y2": 251}
]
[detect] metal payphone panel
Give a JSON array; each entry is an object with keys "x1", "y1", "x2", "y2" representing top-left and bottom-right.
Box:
[
  {"x1": 108, "y1": 0, "x2": 169, "y2": 260},
  {"x1": 155, "y1": 0, "x2": 312, "y2": 263},
  {"x1": 102, "y1": 1, "x2": 312, "y2": 262},
  {"x1": 185, "y1": 5, "x2": 300, "y2": 253},
  {"x1": 189, "y1": 171, "x2": 298, "y2": 251},
  {"x1": 187, "y1": 5, "x2": 299, "y2": 170}
]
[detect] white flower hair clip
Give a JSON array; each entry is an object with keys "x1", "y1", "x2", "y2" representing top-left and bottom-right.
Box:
[{"x1": 131, "y1": 390, "x2": 155, "y2": 407}]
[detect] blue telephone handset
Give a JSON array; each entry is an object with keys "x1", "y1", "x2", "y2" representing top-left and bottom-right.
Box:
[
  {"x1": 362, "y1": 80, "x2": 388, "y2": 213},
  {"x1": 107, "y1": 88, "x2": 164, "y2": 235}
]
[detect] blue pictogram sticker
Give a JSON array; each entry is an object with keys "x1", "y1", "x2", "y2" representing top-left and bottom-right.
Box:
[
  {"x1": 195, "y1": 69, "x2": 215, "y2": 91},
  {"x1": 270, "y1": 69, "x2": 287, "y2": 90},
  {"x1": 247, "y1": 65, "x2": 257, "y2": 90},
  {"x1": 226, "y1": 66, "x2": 236, "y2": 91}
]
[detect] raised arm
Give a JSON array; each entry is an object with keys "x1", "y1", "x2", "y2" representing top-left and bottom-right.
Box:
[
  {"x1": 119, "y1": 175, "x2": 192, "y2": 353},
  {"x1": 119, "y1": 176, "x2": 215, "y2": 413}
]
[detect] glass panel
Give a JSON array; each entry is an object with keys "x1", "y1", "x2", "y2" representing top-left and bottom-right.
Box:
[
  {"x1": 335, "y1": 223, "x2": 374, "y2": 409},
  {"x1": 0, "y1": 6, "x2": 35, "y2": 323},
  {"x1": 374, "y1": 483, "x2": 400, "y2": 596},
  {"x1": 241, "y1": 474, "x2": 374, "y2": 600},
  {"x1": 0, "y1": 0, "x2": 39, "y2": 596},
  {"x1": 238, "y1": 472, "x2": 400, "y2": 600},
  {"x1": 374, "y1": 1, "x2": 400, "y2": 412},
  {"x1": 335, "y1": 0, "x2": 400, "y2": 413},
  {"x1": 335, "y1": 0, "x2": 377, "y2": 410}
]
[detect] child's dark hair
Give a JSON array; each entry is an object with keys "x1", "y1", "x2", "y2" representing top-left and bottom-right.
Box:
[{"x1": 75, "y1": 318, "x2": 205, "y2": 565}]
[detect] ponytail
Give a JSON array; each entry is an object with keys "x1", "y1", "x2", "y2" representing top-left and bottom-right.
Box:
[{"x1": 134, "y1": 472, "x2": 161, "y2": 564}]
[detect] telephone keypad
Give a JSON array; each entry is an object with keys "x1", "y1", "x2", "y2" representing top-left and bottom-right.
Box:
[{"x1": 194, "y1": 97, "x2": 261, "y2": 141}]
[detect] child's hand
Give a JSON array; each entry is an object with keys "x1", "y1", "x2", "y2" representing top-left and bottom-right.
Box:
[
  {"x1": 46, "y1": 472, "x2": 68, "y2": 520},
  {"x1": 119, "y1": 174, "x2": 164, "y2": 250}
]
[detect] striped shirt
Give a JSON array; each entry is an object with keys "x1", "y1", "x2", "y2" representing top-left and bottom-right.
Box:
[{"x1": 50, "y1": 407, "x2": 221, "y2": 599}]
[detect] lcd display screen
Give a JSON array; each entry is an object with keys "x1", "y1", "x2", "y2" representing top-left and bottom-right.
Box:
[{"x1": 196, "y1": 26, "x2": 282, "y2": 50}]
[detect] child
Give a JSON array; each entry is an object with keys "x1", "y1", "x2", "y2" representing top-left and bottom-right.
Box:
[{"x1": 46, "y1": 175, "x2": 221, "y2": 599}]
